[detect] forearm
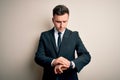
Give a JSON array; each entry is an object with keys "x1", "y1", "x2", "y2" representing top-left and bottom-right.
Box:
[
  {"x1": 35, "y1": 52, "x2": 54, "y2": 67},
  {"x1": 73, "y1": 51, "x2": 91, "y2": 72}
]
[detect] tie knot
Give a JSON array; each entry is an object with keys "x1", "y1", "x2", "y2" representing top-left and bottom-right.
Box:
[{"x1": 58, "y1": 32, "x2": 61, "y2": 35}]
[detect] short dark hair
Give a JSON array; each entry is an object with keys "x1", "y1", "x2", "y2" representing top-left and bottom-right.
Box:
[{"x1": 53, "y1": 5, "x2": 69, "y2": 16}]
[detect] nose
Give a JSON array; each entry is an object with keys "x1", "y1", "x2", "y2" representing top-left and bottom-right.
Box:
[{"x1": 60, "y1": 22, "x2": 63, "y2": 27}]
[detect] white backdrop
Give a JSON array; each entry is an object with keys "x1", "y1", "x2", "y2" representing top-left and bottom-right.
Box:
[{"x1": 0, "y1": 0, "x2": 120, "y2": 80}]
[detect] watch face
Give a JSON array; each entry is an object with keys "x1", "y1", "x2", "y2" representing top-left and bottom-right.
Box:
[{"x1": 70, "y1": 62, "x2": 73, "y2": 68}]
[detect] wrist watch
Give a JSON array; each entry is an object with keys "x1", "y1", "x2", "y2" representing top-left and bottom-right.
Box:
[{"x1": 70, "y1": 61, "x2": 73, "y2": 69}]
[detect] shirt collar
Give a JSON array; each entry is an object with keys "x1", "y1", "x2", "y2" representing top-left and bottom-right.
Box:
[{"x1": 54, "y1": 27, "x2": 66, "y2": 35}]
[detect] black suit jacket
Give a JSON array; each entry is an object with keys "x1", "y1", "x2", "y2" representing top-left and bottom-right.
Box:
[{"x1": 35, "y1": 28, "x2": 91, "y2": 80}]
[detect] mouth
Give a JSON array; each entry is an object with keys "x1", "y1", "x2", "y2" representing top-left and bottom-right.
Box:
[{"x1": 58, "y1": 28, "x2": 65, "y2": 31}]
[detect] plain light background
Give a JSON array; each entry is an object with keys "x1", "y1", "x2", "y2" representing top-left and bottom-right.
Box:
[{"x1": 0, "y1": 0, "x2": 120, "y2": 80}]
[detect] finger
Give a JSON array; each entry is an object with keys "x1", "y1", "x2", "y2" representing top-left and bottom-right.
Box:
[
  {"x1": 54, "y1": 66, "x2": 57, "y2": 74},
  {"x1": 52, "y1": 59, "x2": 64, "y2": 66},
  {"x1": 58, "y1": 65, "x2": 68, "y2": 73},
  {"x1": 60, "y1": 57, "x2": 70, "y2": 64},
  {"x1": 54, "y1": 65, "x2": 63, "y2": 74},
  {"x1": 58, "y1": 65, "x2": 63, "y2": 74},
  {"x1": 61, "y1": 65, "x2": 69, "y2": 70},
  {"x1": 54, "y1": 66, "x2": 60, "y2": 74},
  {"x1": 57, "y1": 57, "x2": 70, "y2": 66}
]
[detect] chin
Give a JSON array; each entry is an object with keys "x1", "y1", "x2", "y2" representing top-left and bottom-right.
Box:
[
  {"x1": 59, "y1": 29, "x2": 63, "y2": 32},
  {"x1": 59, "y1": 28, "x2": 65, "y2": 32}
]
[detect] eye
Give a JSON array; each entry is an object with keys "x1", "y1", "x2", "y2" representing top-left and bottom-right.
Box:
[
  {"x1": 56, "y1": 21, "x2": 61, "y2": 23},
  {"x1": 63, "y1": 21, "x2": 67, "y2": 23}
]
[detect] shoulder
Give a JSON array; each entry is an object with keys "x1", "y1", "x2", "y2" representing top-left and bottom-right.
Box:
[
  {"x1": 40, "y1": 28, "x2": 54, "y2": 36},
  {"x1": 66, "y1": 28, "x2": 79, "y2": 36}
]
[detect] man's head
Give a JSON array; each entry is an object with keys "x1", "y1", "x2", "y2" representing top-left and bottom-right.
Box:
[{"x1": 52, "y1": 5, "x2": 69, "y2": 32}]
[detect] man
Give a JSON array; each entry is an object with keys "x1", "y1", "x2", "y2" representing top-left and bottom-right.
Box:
[{"x1": 35, "y1": 5, "x2": 91, "y2": 80}]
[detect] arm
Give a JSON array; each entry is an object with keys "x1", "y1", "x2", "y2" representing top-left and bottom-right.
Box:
[
  {"x1": 34, "y1": 33, "x2": 53, "y2": 68},
  {"x1": 73, "y1": 32, "x2": 91, "y2": 72}
]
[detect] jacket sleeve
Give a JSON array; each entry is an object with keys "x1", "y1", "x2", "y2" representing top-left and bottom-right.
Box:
[
  {"x1": 34, "y1": 32, "x2": 53, "y2": 68},
  {"x1": 73, "y1": 32, "x2": 91, "y2": 72}
]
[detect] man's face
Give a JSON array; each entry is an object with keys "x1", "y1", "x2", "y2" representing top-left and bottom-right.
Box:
[{"x1": 52, "y1": 13, "x2": 69, "y2": 32}]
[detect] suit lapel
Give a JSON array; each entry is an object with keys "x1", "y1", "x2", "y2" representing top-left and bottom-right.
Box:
[{"x1": 49, "y1": 28, "x2": 58, "y2": 54}]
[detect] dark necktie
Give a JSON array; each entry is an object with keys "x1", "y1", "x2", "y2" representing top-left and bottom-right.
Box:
[
  {"x1": 56, "y1": 32, "x2": 61, "y2": 80},
  {"x1": 57, "y1": 32, "x2": 61, "y2": 51}
]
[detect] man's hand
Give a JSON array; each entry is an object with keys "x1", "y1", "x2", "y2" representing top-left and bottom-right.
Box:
[
  {"x1": 52, "y1": 56, "x2": 70, "y2": 67},
  {"x1": 54, "y1": 64, "x2": 69, "y2": 74},
  {"x1": 52, "y1": 56, "x2": 70, "y2": 74}
]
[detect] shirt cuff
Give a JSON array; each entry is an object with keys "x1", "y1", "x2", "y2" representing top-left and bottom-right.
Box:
[
  {"x1": 71, "y1": 61, "x2": 75, "y2": 69},
  {"x1": 51, "y1": 59, "x2": 55, "y2": 66}
]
